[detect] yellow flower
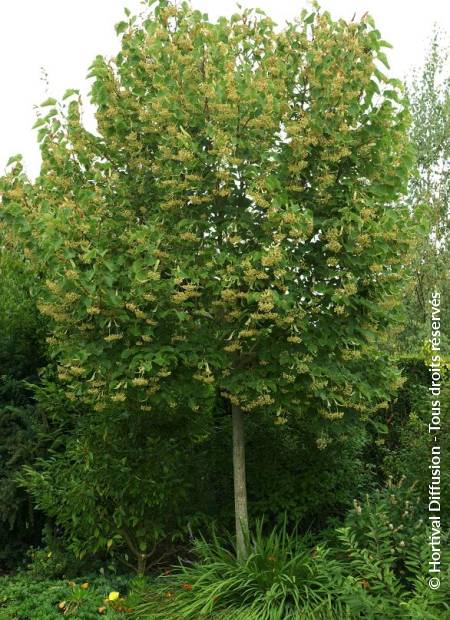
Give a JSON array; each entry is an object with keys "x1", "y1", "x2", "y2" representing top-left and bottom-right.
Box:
[
  {"x1": 132, "y1": 377, "x2": 149, "y2": 387},
  {"x1": 108, "y1": 591, "x2": 120, "y2": 601}
]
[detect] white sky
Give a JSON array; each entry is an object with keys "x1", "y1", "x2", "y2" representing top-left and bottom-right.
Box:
[{"x1": 1, "y1": 0, "x2": 448, "y2": 178}]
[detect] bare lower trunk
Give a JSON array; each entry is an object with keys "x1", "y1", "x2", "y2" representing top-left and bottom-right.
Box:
[
  {"x1": 137, "y1": 553, "x2": 147, "y2": 576},
  {"x1": 232, "y1": 404, "x2": 249, "y2": 561}
]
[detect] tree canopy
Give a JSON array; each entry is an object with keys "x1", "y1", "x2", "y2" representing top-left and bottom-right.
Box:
[{"x1": 1, "y1": 0, "x2": 418, "y2": 561}]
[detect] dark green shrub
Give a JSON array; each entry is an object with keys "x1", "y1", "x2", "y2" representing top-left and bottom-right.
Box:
[
  {"x1": 20, "y1": 408, "x2": 209, "y2": 574},
  {"x1": 366, "y1": 354, "x2": 449, "y2": 509},
  {"x1": 342, "y1": 478, "x2": 427, "y2": 586},
  {"x1": 335, "y1": 480, "x2": 449, "y2": 618},
  {"x1": 0, "y1": 574, "x2": 132, "y2": 619},
  {"x1": 0, "y1": 249, "x2": 47, "y2": 570}
]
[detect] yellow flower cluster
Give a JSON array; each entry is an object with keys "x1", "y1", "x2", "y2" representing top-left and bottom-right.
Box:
[
  {"x1": 257, "y1": 290, "x2": 275, "y2": 313},
  {"x1": 64, "y1": 292, "x2": 80, "y2": 304},
  {"x1": 132, "y1": 377, "x2": 149, "y2": 387},
  {"x1": 193, "y1": 372, "x2": 215, "y2": 385},
  {"x1": 324, "y1": 228, "x2": 342, "y2": 253},
  {"x1": 244, "y1": 393, "x2": 275, "y2": 411},
  {"x1": 243, "y1": 266, "x2": 269, "y2": 284},
  {"x1": 224, "y1": 341, "x2": 241, "y2": 353},
  {"x1": 341, "y1": 348, "x2": 362, "y2": 361},
  {"x1": 261, "y1": 246, "x2": 282, "y2": 267},
  {"x1": 238, "y1": 329, "x2": 258, "y2": 339},
  {"x1": 287, "y1": 335, "x2": 302, "y2": 344},
  {"x1": 172, "y1": 287, "x2": 200, "y2": 304},
  {"x1": 104, "y1": 333, "x2": 123, "y2": 342},
  {"x1": 45, "y1": 280, "x2": 61, "y2": 294},
  {"x1": 221, "y1": 289, "x2": 238, "y2": 302},
  {"x1": 250, "y1": 311, "x2": 278, "y2": 322},
  {"x1": 342, "y1": 282, "x2": 357, "y2": 296},
  {"x1": 361, "y1": 207, "x2": 375, "y2": 220},
  {"x1": 111, "y1": 393, "x2": 126, "y2": 402},
  {"x1": 320, "y1": 409, "x2": 344, "y2": 420},
  {"x1": 179, "y1": 232, "x2": 198, "y2": 242},
  {"x1": 316, "y1": 435, "x2": 331, "y2": 450},
  {"x1": 282, "y1": 373, "x2": 295, "y2": 383},
  {"x1": 248, "y1": 192, "x2": 271, "y2": 210}
]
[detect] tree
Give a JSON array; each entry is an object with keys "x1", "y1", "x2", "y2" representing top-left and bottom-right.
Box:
[
  {"x1": 2, "y1": 1, "x2": 416, "y2": 561},
  {"x1": 402, "y1": 30, "x2": 450, "y2": 349}
]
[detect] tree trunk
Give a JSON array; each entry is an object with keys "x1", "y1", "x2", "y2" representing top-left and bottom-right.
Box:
[
  {"x1": 137, "y1": 553, "x2": 147, "y2": 576},
  {"x1": 232, "y1": 403, "x2": 249, "y2": 561}
]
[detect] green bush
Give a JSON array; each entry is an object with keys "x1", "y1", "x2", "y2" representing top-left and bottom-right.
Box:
[
  {"x1": 22, "y1": 524, "x2": 108, "y2": 580},
  {"x1": 342, "y1": 478, "x2": 427, "y2": 586},
  {"x1": 132, "y1": 482, "x2": 449, "y2": 620},
  {"x1": 20, "y1": 407, "x2": 209, "y2": 574},
  {"x1": 334, "y1": 479, "x2": 449, "y2": 618},
  {"x1": 380, "y1": 355, "x2": 450, "y2": 509},
  {"x1": 0, "y1": 574, "x2": 132, "y2": 619},
  {"x1": 0, "y1": 249, "x2": 47, "y2": 570}
]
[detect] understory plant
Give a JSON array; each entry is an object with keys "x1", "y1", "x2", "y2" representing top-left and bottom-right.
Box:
[
  {"x1": 132, "y1": 482, "x2": 449, "y2": 620},
  {"x1": 132, "y1": 520, "x2": 343, "y2": 620},
  {"x1": 0, "y1": 574, "x2": 132, "y2": 620}
]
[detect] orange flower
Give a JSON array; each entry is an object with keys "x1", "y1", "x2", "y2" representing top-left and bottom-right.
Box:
[{"x1": 181, "y1": 582, "x2": 193, "y2": 591}]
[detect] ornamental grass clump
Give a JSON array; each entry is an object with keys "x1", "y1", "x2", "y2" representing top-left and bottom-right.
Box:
[{"x1": 132, "y1": 521, "x2": 343, "y2": 620}]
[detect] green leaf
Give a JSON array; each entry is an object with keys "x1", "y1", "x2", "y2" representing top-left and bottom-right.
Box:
[
  {"x1": 32, "y1": 117, "x2": 46, "y2": 129},
  {"x1": 63, "y1": 88, "x2": 79, "y2": 100},
  {"x1": 40, "y1": 97, "x2": 57, "y2": 107},
  {"x1": 6, "y1": 154, "x2": 23, "y2": 166},
  {"x1": 377, "y1": 52, "x2": 390, "y2": 69},
  {"x1": 115, "y1": 21, "x2": 128, "y2": 35}
]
